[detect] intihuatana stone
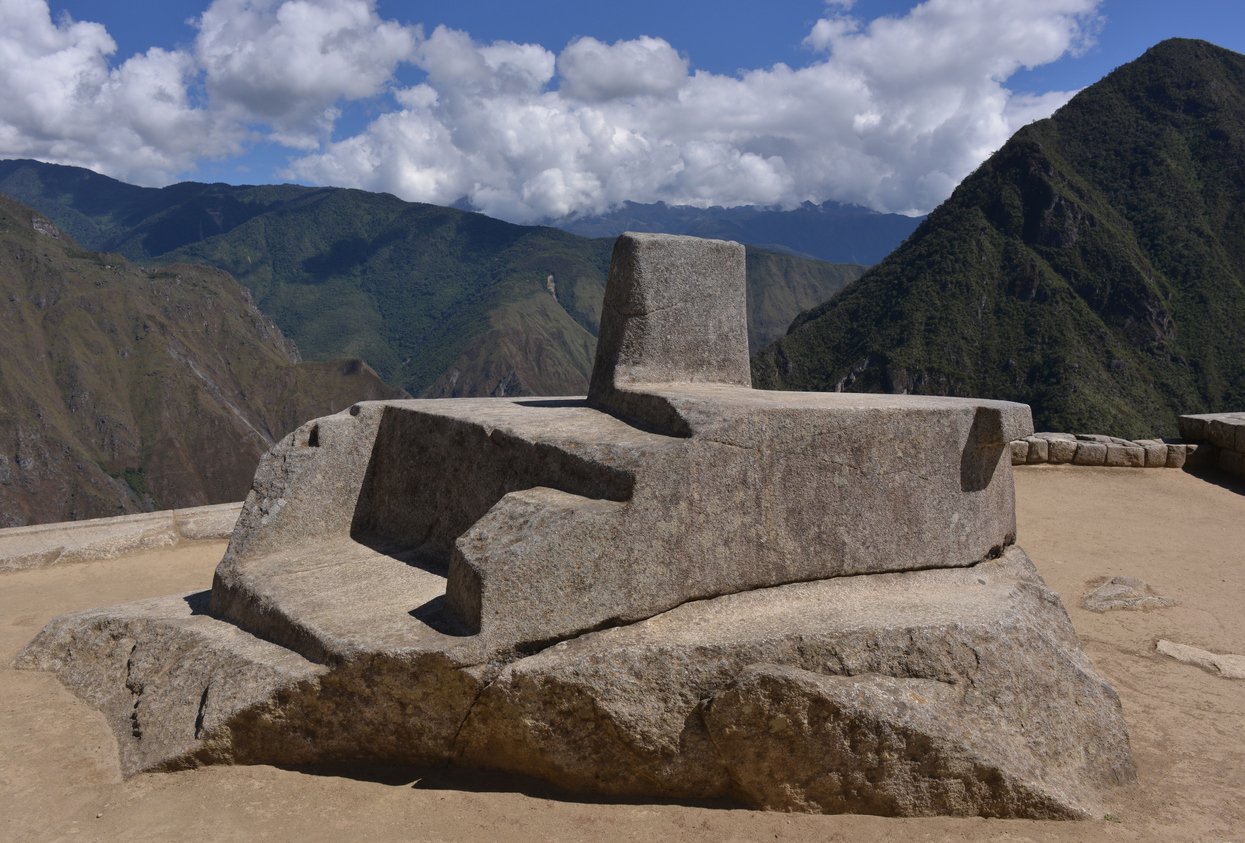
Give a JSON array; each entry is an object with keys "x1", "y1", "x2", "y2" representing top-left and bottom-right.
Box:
[{"x1": 17, "y1": 232, "x2": 1131, "y2": 819}]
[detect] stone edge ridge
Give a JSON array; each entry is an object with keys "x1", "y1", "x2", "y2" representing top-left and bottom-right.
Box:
[
  {"x1": 1009, "y1": 433, "x2": 1201, "y2": 469},
  {"x1": 0, "y1": 502, "x2": 242, "y2": 573}
]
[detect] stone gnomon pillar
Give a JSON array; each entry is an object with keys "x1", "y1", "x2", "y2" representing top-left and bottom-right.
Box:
[{"x1": 18, "y1": 233, "x2": 1133, "y2": 818}]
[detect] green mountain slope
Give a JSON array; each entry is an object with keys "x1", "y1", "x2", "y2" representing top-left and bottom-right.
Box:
[
  {"x1": 0, "y1": 193, "x2": 402, "y2": 526},
  {"x1": 0, "y1": 160, "x2": 862, "y2": 398},
  {"x1": 755, "y1": 39, "x2": 1245, "y2": 438}
]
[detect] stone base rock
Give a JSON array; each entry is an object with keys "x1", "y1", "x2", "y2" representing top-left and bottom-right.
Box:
[
  {"x1": 453, "y1": 547, "x2": 1132, "y2": 817},
  {"x1": 706, "y1": 666, "x2": 1083, "y2": 817},
  {"x1": 14, "y1": 593, "x2": 325, "y2": 773},
  {"x1": 19, "y1": 547, "x2": 1133, "y2": 818}
]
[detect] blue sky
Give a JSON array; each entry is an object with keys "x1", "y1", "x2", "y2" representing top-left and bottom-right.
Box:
[{"x1": 6, "y1": 0, "x2": 1245, "y2": 222}]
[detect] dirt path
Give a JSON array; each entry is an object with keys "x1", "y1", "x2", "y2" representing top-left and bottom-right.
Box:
[{"x1": 2, "y1": 466, "x2": 1243, "y2": 841}]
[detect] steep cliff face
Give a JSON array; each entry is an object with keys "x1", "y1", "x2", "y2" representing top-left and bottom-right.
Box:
[
  {"x1": 756, "y1": 39, "x2": 1245, "y2": 437},
  {"x1": 0, "y1": 194, "x2": 403, "y2": 526}
]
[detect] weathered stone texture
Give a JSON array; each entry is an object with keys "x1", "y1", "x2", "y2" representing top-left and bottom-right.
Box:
[
  {"x1": 1082, "y1": 576, "x2": 1176, "y2": 612},
  {"x1": 1048, "y1": 438, "x2": 1078, "y2": 463},
  {"x1": 706, "y1": 667, "x2": 1084, "y2": 818},
  {"x1": 0, "y1": 502, "x2": 241, "y2": 573},
  {"x1": 14, "y1": 593, "x2": 324, "y2": 773},
  {"x1": 1178, "y1": 413, "x2": 1245, "y2": 479},
  {"x1": 1073, "y1": 442, "x2": 1107, "y2": 466},
  {"x1": 455, "y1": 548, "x2": 1132, "y2": 817},
  {"x1": 1010, "y1": 433, "x2": 1201, "y2": 469},
  {"x1": 17, "y1": 232, "x2": 1131, "y2": 820},
  {"x1": 1104, "y1": 444, "x2": 1145, "y2": 467}
]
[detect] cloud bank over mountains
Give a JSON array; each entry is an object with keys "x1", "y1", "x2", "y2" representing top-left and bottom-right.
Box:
[{"x1": 0, "y1": 0, "x2": 1101, "y2": 221}]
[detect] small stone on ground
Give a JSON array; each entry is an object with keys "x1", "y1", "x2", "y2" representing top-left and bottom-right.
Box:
[
  {"x1": 1156, "y1": 639, "x2": 1245, "y2": 680},
  {"x1": 1082, "y1": 576, "x2": 1175, "y2": 612}
]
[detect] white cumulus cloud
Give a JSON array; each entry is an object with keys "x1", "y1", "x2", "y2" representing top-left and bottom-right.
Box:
[
  {"x1": 0, "y1": 0, "x2": 1102, "y2": 217},
  {"x1": 558, "y1": 36, "x2": 689, "y2": 101},
  {"x1": 0, "y1": 0, "x2": 417, "y2": 182},
  {"x1": 193, "y1": 0, "x2": 417, "y2": 148},
  {"x1": 0, "y1": 0, "x2": 237, "y2": 183},
  {"x1": 288, "y1": 0, "x2": 1102, "y2": 222}
]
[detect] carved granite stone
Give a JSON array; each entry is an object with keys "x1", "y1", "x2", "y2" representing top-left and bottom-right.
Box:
[{"x1": 16, "y1": 232, "x2": 1132, "y2": 818}]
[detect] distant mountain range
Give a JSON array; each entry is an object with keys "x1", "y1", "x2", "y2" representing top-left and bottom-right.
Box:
[
  {"x1": 755, "y1": 39, "x2": 1245, "y2": 438},
  {"x1": 0, "y1": 160, "x2": 864, "y2": 399},
  {"x1": 0, "y1": 193, "x2": 401, "y2": 526},
  {"x1": 554, "y1": 200, "x2": 921, "y2": 265}
]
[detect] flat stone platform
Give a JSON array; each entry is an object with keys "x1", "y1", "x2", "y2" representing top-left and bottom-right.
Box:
[{"x1": 0, "y1": 502, "x2": 242, "y2": 573}]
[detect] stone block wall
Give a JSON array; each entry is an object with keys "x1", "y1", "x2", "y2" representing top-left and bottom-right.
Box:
[
  {"x1": 1178, "y1": 413, "x2": 1245, "y2": 479},
  {"x1": 1009, "y1": 432, "x2": 1199, "y2": 468}
]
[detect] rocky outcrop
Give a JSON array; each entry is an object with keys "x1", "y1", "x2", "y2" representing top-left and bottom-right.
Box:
[{"x1": 16, "y1": 233, "x2": 1133, "y2": 819}]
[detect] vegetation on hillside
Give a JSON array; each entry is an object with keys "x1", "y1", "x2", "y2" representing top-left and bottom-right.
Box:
[
  {"x1": 755, "y1": 39, "x2": 1245, "y2": 438},
  {"x1": 0, "y1": 160, "x2": 862, "y2": 398},
  {"x1": 0, "y1": 193, "x2": 401, "y2": 526}
]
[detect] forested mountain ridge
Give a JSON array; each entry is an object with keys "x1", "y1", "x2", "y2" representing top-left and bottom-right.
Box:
[
  {"x1": 754, "y1": 39, "x2": 1245, "y2": 438},
  {"x1": 555, "y1": 199, "x2": 921, "y2": 265},
  {"x1": 0, "y1": 160, "x2": 863, "y2": 398},
  {"x1": 0, "y1": 193, "x2": 401, "y2": 526}
]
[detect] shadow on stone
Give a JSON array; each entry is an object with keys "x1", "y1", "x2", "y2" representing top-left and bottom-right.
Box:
[
  {"x1": 960, "y1": 406, "x2": 1005, "y2": 492},
  {"x1": 513, "y1": 398, "x2": 590, "y2": 409},
  {"x1": 183, "y1": 590, "x2": 212, "y2": 616},
  {"x1": 287, "y1": 761, "x2": 739, "y2": 808},
  {"x1": 1181, "y1": 465, "x2": 1245, "y2": 496},
  {"x1": 409, "y1": 595, "x2": 472, "y2": 637},
  {"x1": 351, "y1": 537, "x2": 450, "y2": 577}
]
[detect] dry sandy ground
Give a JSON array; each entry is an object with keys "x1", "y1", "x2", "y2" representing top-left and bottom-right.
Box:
[{"x1": 2, "y1": 466, "x2": 1243, "y2": 842}]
